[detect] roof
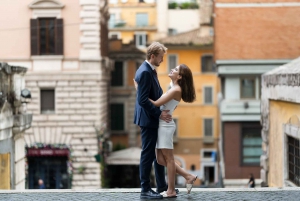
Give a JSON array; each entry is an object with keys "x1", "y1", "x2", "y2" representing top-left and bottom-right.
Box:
[
  {"x1": 158, "y1": 28, "x2": 213, "y2": 47},
  {"x1": 263, "y1": 57, "x2": 300, "y2": 86},
  {"x1": 109, "y1": 41, "x2": 145, "y2": 60},
  {"x1": 106, "y1": 147, "x2": 141, "y2": 165}
]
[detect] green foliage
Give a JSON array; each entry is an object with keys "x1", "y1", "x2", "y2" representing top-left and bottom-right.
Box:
[
  {"x1": 113, "y1": 143, "x2": 126, "y2": 151},
  {"x1": 101, "y1": 159, "x2": 110, "y2": 188},
  {"x1": 189, "y1": 2, "x2": 199, "y2": 9},
  {"x1": 179, "y1": 2, "x2": 190, "y2": 9},
  {"x1": 78, "y1": 165, "x2": 86, "y2": 174},
  {"x1": 168, "y1": 2, "x2": 178, "y2": 9},
  {"x1": 169, "y1": 1, "x2": 199, "y2": 9}
]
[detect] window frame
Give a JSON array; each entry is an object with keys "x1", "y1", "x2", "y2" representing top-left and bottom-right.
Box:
[
  {"x1": 167, "y1": 54, "x2": 178, "y2": 73},
  {"x1": 240, "y1": 124, "x2": 262, "y2": 166},
  {"x1": 38, "y1": 18, "x2": 56, "y2": 55},
  {"x1": 201, "y1": 148, "x2": 217, "y2": 162},
  {"x1": 203, "y1": 118, "x2": 213, "y2": 138},
  {"x1": 134, "y1": 32, "x2": 147, "y2": 48},
  {"x1": 40, "y1": 88, "x2": 55, "y2": 114},
  {"x1": 109, "y1": 13, "x2": 116, "y2": 28},
  {"x1": 240, "y1": 77, "x2": 256, "y2": 99},
  {"x1": 136, "y1": 13, "x2": 148, "y2": 27},
  {"x1": 201, "y1": 54, "x2": 214, "y2": 73},
  {"x1": 203, "y1": 86, "x2": 213, "y2": 105},
  {"x1": 283, "y1": 123, "x2": 300, "y2": 187},
  {"x1": 287, "y1": 136, "x2": 300, "y2": 186},
  {"x1": 30, "y1": 18, "x2": 63, "y2": 56}
]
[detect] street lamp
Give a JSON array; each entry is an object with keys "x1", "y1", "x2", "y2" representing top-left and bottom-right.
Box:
[
  {"x1": 21, "y1": 89, "x2": 31, "y2": 103},
  {"x1": 20, "y1": 89, "x2": 31, "y2": 113}
]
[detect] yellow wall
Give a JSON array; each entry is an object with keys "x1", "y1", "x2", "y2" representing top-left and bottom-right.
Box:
[
  {"x1": 268, "y1": 100, "x2": 300, "y2": 187},
  {"x1": 120, "y1": 7, "x2": 156, "y2": 27},
  {"x1": 110, "y1": 2, "x2": 156, "y2": 44},
  {"x1": 120, "y1": 31, "x2": 156, "y2": 44},
  {"x1": 0, "y1": 153, "x2": 10, "y2": 189},
  {"x1": 157, "y1": 48, "x2": 220, "y2": 138}
]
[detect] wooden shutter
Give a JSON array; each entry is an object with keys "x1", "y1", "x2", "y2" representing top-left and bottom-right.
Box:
[
  {"x1": 133, "y1": 34, "x2": 137, "y2": 45},
  {"x1": 145, "y1": 34, "x2": 148, "y2": 44},
  {"x1": 55, "y1": 19, "x2": 64, "y2": 55},
  {"x1": 30, "y1": 19, "x2": 39, "y2": 55},
  {"x1": 101, "y1": 21, "x2": 109, "y2": 57}
]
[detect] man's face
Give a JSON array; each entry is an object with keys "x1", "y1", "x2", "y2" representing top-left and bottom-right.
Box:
[{"x1": 151, "y1": 51, "x2": 165, "y2": 67}]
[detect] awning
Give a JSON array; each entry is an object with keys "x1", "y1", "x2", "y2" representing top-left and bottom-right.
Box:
[{"x1": 106, "y1": 147, "x2": 141, "y2": 165}]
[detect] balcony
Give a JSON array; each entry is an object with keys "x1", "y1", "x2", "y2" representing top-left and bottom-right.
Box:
[
  {"x1": 13, "y1": 114, "x2": 33, "y2": 134},
  {"x1": 220, "y1": 100, "x2": 261, "y2": 121}
]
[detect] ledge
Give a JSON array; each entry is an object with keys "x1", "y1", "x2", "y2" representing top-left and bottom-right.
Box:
[
  {"x1": 31, "y1": 55, "x2": 64, "y2": 60},
  {"x1": 0, "y1": 187, "x2": 299, "y2": 193}
]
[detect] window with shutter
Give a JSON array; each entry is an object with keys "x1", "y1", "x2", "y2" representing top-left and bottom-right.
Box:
[
  {"x1": 55, "y1": 19, "x2": 64, "y2": 55},
  {"x1": 30, "y1": 18, "x2": 63, "y2": 55},
  {"x1": 30, "y1": 19, "x2": 39, "y2": 55},
  {"x1": 168, "y1": 55, "x2": 177, "y2": 72},
  {"x1": 204, "y1": 86, "x2": 213, "y2": 104},
  {"x1": 201, "y1": 55, "x2": 214, "y2": 72},
  {"x1": 204, "y1": 118, "x2": 213, "y2": 137},
  {"x1": 39, "y1": 18, "x2": 56, "y2": 55},
  {"x1": 41, "y1": 89, "x2": 55, "y2": 114}
]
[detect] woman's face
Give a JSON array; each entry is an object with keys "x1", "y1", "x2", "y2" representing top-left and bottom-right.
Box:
[{"x1": 168, "y1": 65, "x2": 181, "y2": 79}]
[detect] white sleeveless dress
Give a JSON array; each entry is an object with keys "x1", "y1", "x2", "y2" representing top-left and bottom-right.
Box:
[{"x1": 156, "y1": 97, "x2": 179, "y2": 149}]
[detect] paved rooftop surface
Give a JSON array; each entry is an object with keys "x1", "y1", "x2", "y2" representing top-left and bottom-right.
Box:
[{"x1": 0, "y1": 187, "x2": 300, "y2": 201}]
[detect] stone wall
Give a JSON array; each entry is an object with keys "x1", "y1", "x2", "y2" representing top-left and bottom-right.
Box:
[
  {"x1": 261, "y1": 57, "x2": 300, "y2": 186},
  {"x1": 24, "y1": 71, "x2": 107, "y2": 189},
  {"x1": 0, "y1": 63, "x2": 32, "y2": 189}
]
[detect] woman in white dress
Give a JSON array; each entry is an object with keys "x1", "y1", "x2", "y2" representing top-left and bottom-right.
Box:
[{"x1": 148, "y1": 64, "x2": 198, "y2": 198}]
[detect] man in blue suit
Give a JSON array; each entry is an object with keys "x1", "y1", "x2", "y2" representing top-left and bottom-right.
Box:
[{"x1": 134, "y1": 42, "x2": 172, "y2": 199}]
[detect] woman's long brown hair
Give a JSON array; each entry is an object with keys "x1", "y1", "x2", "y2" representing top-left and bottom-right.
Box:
[{"x1": 177, "y1": 64, "x2": 196, "y2": 103}]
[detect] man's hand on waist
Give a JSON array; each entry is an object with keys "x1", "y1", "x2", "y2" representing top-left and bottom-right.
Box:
[{"x1": 159, "y1": 110, "x2": 172, "y2": 123}]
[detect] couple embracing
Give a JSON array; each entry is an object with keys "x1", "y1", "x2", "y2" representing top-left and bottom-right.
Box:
[{"x1": 134, "y1": 42, "x2": 198, "y2": 199}]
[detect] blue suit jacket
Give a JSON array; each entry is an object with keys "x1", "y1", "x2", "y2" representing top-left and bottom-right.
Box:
[{"x1": 134, "y1": 61, "x2": 163, "y2": 128}]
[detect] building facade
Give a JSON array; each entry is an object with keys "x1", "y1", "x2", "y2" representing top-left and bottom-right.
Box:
[
  {"x1": 261, "y1": 57, "x2": 300, "y2": 187},
  {"x1": 108, "y1": 0, "x2": 157, "y2": 49},
  {"x1": 214, "y1": 0, "x2": 300, "y2": 187},
  {"x1": 158, "y1": 25, "x2": 218, "y2": 186},
  {"x1": 0, "y1": 0, "x2": 110, "y2": 189},
  {"x1": 0, "y1": 63, "x2": 32, "y2": 189}
]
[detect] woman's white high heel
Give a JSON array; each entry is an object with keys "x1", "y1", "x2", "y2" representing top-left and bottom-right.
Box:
[{"x1": 186, "y1": 175, "x2": 198, "y2": 194}]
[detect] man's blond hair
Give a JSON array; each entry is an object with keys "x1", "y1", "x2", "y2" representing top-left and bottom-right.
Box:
[{"x1": 146, "y1": 42, "x2": 167, "y2": 60}]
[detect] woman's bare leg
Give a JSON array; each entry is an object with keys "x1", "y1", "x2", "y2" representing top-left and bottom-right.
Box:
[
  {"x1": 161, "y1": 149, "x2": 176, "y2": 196},
  {"x1": 156, "y1": 149, "x2": 198, "y2": 186}
]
